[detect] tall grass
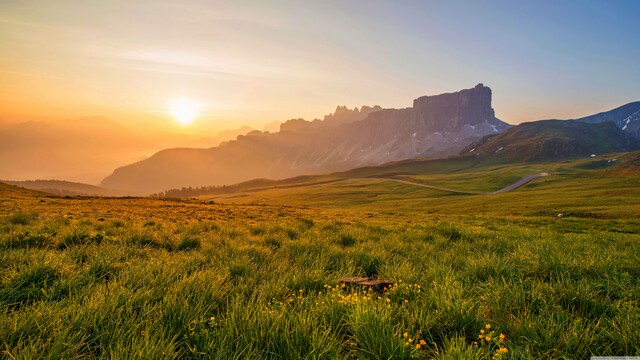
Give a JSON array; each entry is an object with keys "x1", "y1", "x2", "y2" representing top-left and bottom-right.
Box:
[{"x1": 1, "y1": 207, "x2": 639, "y2": 359}]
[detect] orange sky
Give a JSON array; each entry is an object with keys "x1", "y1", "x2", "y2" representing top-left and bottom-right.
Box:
[{"x1": 3, "y1": 1, "x2": 640, "y2": 137}]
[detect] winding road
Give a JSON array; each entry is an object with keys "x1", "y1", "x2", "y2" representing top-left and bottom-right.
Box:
[{"x1": 206, "y1": 172, "x2": 550, "y2": 201}]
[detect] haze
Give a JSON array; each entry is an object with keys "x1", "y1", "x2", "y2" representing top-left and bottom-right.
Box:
[{"x1": 1, "y1": 0, "x2": 639, "y2": 183}]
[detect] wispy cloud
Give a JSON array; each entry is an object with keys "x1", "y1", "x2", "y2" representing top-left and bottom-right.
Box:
[
  {"x1": 0, "y1": 16, "x2": 52, "y2": 29},
  {"x1": 117, "y1": 48, "x2": 284, "y2": 79},
  {"x1": 0, "y1": 70, "x2": 97, "y2": 84},
  {"x1": 80, "y1": 42, "x2": 331, "y2": 82}
]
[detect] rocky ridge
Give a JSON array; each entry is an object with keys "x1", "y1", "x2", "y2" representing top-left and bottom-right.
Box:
[{"x1": 101, "y1": 84, "x2": 510, "y2": 194}]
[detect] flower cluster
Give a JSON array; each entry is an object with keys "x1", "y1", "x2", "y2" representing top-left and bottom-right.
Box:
[
  {"x1": 474, "y1": 323, "x2": 508, "y2": 359},
  {"x1": 262, "y1": 281, "x2": 424, "y2": 321},
  {"x1": 400, "y1": 331, "x2": 428, "y2": 350}
]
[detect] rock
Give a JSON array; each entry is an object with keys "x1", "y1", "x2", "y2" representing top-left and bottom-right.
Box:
[
  {"x1": 338, "y1": 277, "x2": 394, "y2": 293},
  {"x1": 338, "y1": 277, "x2": 370, "y2": 285},
  {"x1": 358, "y1": 279, "x2": 395, "y2": 293}
]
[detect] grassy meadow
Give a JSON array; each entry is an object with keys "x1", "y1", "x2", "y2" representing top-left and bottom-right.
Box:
[{"x1": 1, "y1": 154, "x2": 640, "y2": 359}]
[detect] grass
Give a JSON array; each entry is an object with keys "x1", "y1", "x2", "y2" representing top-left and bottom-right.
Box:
[{"x1": 0, "y1": 154, "x2": 639, "y2": 358}]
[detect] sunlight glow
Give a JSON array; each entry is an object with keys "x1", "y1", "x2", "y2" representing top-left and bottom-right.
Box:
[{"x1": 168, "y1": 98, "x2": 202, "y2": 125}]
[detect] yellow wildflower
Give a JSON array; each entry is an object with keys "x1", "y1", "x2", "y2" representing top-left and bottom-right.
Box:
[
  {"x1": 403, "y1": 332, "x2": 408, "y2": 338},
  {"x1": 486, "y1": 324, "x2": 491, "y2": 329},
  {"x1": 419, "y1": 340, "x2": 426, "y2": 345},
  {"x1": 499, "y1": 333, "x2": 505, "y2": 340},
  {"x1": 480, "y1": 329, "x2": 485, "y2": 334},
  {"x1": 415, "y1": 344, "x2": 421, "y2": 350},
  {"x1": 485, "y1": 337, "x2": 491, "y2": 342},
  {"x1": 498, "y1": 347, "x2": 508, "y2": 353}
]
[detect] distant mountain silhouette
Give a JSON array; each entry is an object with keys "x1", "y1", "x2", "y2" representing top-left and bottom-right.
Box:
[
  {"x1": 0, "y1": 117, "x2": 262, "y2": 184},
  {"x1": 0, "y1": 117, "x2": 146, "y2": 184},
  {"x1": 102, "y1": 84, "x2": 510, "y2": 194},
  {"x1": 262, "y1": 121, "x2": 283, "y2": 133},
  {"x1": 185, "y1": 126, "x2": 254, "y2": 148},
  {"x1": 1, "y1": 179, "x2": 118, "y2": 196}
]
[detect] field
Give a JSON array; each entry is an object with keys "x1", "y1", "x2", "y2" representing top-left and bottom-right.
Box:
[{"x1": 1, "y1": 154, "x2": 639, "y2": 359}]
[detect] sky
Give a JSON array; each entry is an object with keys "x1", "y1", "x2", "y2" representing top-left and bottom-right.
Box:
[{"x1": 1, "y1": 0, "x2": 640, "y2": 134}]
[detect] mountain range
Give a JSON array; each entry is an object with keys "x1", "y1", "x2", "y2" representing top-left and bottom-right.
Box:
[
  {"x1": 1, "y1": 179, "x2": 118, "y2": 197},
  {"x1": 3, "y1": 84, "x2": 637, "y2": 196},
  {"x1": 0, "y1": 117, "x2": 144, "y2": 184},
  {"x1": 101, "y1": 84, "x2": 511, "y2": 194},
  {"x1": 0, "y1": 117, "x2": 256, "y2": 184}
]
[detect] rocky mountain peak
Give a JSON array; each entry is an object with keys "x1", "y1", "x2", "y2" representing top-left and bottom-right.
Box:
[
  {"x1": 323, "y1": 104, "x2": 382, "y2": 125},
  {"x1": 413, "y1": 83, "x2": 495, "y2": 132},
  {"x1": 101, "y1": 84, "x2": 510, "y2": 194}
]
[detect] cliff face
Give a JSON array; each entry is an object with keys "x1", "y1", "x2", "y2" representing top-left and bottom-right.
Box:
[
  {"x1": 413, "y1": 83, "x2": 496, "y2": 132},
  {"x1": 102, "y1": 84, "x2": 510, "y2": 194}
]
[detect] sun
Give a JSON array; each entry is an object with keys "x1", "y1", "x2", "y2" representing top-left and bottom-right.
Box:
[{"x1": 168, "y1": 97, "x2": 202, "y2": 125}]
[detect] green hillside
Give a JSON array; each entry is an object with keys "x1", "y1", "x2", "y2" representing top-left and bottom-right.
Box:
[{"x1": 462, "y1": 120, "x2": 640, "y2": 161}]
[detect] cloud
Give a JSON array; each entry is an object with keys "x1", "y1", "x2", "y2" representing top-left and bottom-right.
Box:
[{"x1": 0, "y1": 70, "x2": 96, "y2": 84}]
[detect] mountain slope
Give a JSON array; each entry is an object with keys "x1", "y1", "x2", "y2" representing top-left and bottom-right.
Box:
[
  {"x1": 102, "y1": 84, "x2": 510, "y2": 194},
  {"x1": 1, "y1": 180, "x2": 118, "y2": 196},
  {"x1": 574, "y1": 101, "x2": 640, "y2": 138},
  {"x1": 462, "y1": 120, "x2": 640, "y2": 161}
]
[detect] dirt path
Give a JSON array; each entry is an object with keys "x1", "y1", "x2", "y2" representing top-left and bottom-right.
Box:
[
  {"x1": 490, "y1": 172, "x2": 549, "y2": 194},
  {"x1": 206, "y1": 173, "x2": 550, "y2": 201},
  {"x1": 316, "y1": 172, "x2": 549, "y2": 195}
]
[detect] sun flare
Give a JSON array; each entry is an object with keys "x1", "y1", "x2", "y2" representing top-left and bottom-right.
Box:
[{"x1": 168, "y1": 98, "x2": 201, "y2": 125}]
